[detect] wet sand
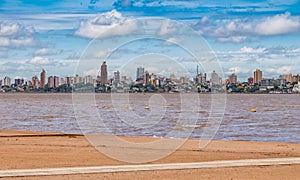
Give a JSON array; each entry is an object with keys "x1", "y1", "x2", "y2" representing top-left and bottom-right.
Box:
[{"x1": 0, "y1": 130, "x2": 299, "y2": 179}]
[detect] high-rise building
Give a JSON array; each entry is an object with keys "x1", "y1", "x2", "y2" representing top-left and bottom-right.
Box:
[
  {"x1": 100, "y1": 61, "x2": 108, "y2": 84},
  {"x1": 121, "y1": 76, "x2": 127, "y2": 82},
  {"x1": 293, "y1": 74, "x2": 300, "y2": 82},
  {"x1": 48, "y1": 76, "x2": 55, "y2": 88},
  {"x1": 32, "y1": 76, "x2": 39, "y2": 89},
  {"x1": 279, "y1": 73, "x2": 293, "y2": 83},
  {"x1": 48, "y1": 76, "x2": 59, "y2": 88},
  {"x1": 180, "y1": 76, "x2": 189, "y2": 84},
  {"x1": 114, "y1": 71, "x2": 120, "y2": 82},
  {"x1": 228, "y1": 73, "x2": 237, "y2": 84},
  {"x1": 60, "y1": 78, "x2": 65, "y2": 85},
  {"x1": 3, "y1": 76, "x2": 11, "y2": 86},
  {"x1": 74, "y1": 74, "x2": 83, "y2": 84},
  {"x1": 136, "y1": 66, "x2": 144, "y2": 80},
  {"x1": 14, "y1": 78, "x2": 24, "y2": 86},
  {"x1": 170, "y1": 74, "x2": 176, "y2": 82},
  {"x1": 65, "y1": 76, "x2": 71, "y2": 86},
  {"x1": 211, "y1": 70, "x2": 221, "y2": 85},
  {"x1": 40, "y1": 69, "x2": 46, "y2": 89},
  {"x1": 84, "y1": 75, "x2": 93, "y2": 84},
  {"x1": 54, "y1": 76, "x2": 59, "y2": 88},
  {"x1": 195, "y1": 73, "x2": 206, "y2": 84},
  {"x1": 144, "y1": 71, "x2": 150, "y2": 85},
  {"x1": 248, "y1": 77, "x2": 254, "y2": 85},
  {"x1": 254, "y1": 69, "x2": 262, "y2": 84}
]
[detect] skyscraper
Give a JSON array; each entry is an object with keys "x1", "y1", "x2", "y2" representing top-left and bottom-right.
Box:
[
  {"x1": 228, "y1": 73, "x2": 237, "y2": 84},
  {"x1": 136, "y1": 66, "x2": 144, "y2": 80},
  {"x1": 100, "y1": 61, "x2": 108, "y2": 84},
  {"x1": 248, "y1": 77, "x2": 254, "y2": 85},
  {"x1": 114, "y1": 71, "x2": 120, "y2": 82},
  {"x1": 32, "y1": 76, "x2": 39, "y2": 89},
  {"x1": 54, "y1": 76, "x2": 59, "y2": 88},
  {"x1": 3, "y1": 76, "x2": 11, "y2": 86},
  {"x1": 195, "y1": 73, "x2": 206, "y2": 84},
  {"x1": 211, "y1": 70, "x2": 221, "y2": 85},
  {"x1": 279, "y1": 73, "x2": 293, "y2": 83},
  {"x1": 144, "y1": 71, "x2": 150, "y2": 85},
  {"x1": 40, "y1": 69, "x2": 46, "y2": 89},
  {"x1": 254, "y1": 69, "x2": 262, "y2": 84},
  {"x1": 48, "y1": 76, "x2": 55, "y2": 88}
]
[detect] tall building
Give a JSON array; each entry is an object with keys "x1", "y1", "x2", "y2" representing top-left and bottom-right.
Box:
[
  {"x1": 54, "y1": 76, "x2": 59, "y2": 88},
  {"x1": 180, "y1": 76, "x2": 188, "y2": 84},
  {"x1": 3, "y1": 76, "x2": 11, "y2": 86},
  {"x1": 228, "y1": 73, "x2": 237, "y2": 84},
  {"x1": 14, "y1": 78, "x2": 24, "y2": 86},
  {"x1": 121, "y1": 76, "x2": 127, "y2": 82},
  {"x1": 144, "y1": 71, "x2": 150, "y2": 85},
  {"x1": 279, "y1": 73, "x2": 293, "y2": 83},
  {"x1": 60, "y1": 78, "x2": 65, "y2": 85},
  {"x1": 170, "y1": 74, "x2": 176, "y2": 82},
  {"x1": 248, "y1": 77, "x2": 254, "y2": 85},
  {"x1": 114, "y1": 71, "x2": 120, "y2": 82},
  {"x1": 293, "y1": 74, "x2": 300, "y2": 82},
  {"x1": 254, "y1": 69, "x2": 262, "y2": 84},
  {"x1": 32, "y1": 76, "x2": 39, "y2": 89},
  {"x1": 84, "y1": 75, "x2": 93, "y2": 84},
  {"x1": 48, "y1": 76, "x2": 59, "y2": 88},
  {"x1": 195, "y1": 73, "x2": 206, "y2": 84},
  {"x1": 40, "y1": 69, "x2": 46, "y2": 89},
  {"x1": 100, "y1": 61, "x2": 108, "y2": 84},
  {"x1": 48, "y1": 76, "x2": 55, "y2": 88},
  {"x1": 211, "y1": 70, "x2": 221, "y2": 85},
  {"x1": 65, "y1": 76, "x2": 71, "y2": 86},
  {"x1": 136, "y1": 66, "x2": 144, "y2": 80}
]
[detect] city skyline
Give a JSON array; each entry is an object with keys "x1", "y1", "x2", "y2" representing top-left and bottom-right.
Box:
[
  {"x1": 0, "y1": 1, "x2": 299, "y2": 82},
  {"x1": 1, "y1": 65, "x2": 300, "y2": 87}
]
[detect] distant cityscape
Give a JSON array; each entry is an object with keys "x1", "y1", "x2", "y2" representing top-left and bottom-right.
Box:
[{"x1": 1, "y1": 61, "x2": 300, "y2": 93}]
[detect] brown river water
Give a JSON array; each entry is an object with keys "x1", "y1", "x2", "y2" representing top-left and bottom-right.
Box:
[{"x1": 0, "y1": 93, "x2": 299, "y2": 143}]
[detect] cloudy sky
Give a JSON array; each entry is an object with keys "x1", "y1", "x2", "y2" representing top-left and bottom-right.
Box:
[{"x1": 1, "y1": 0, "x2": 300, "y2": 81}]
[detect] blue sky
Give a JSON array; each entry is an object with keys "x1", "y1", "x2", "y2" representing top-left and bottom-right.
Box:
[{"x1": 0, "y1": 0, "x2": 300, "y2": 81}]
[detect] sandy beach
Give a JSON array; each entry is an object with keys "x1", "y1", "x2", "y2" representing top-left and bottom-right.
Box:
[{"x1": 0, "y1": 130, "x2": 299, "y2": 179}]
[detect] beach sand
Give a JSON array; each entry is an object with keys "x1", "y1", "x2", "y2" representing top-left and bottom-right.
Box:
[{"x1": 0, "y1": 130, "x2": 299, "y2": 179}]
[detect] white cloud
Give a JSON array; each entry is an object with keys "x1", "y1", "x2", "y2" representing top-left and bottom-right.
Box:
[
  {"x1": 75, "y1": 10, "x2": 137, "y2": 39},
  {"x1": 0, "y1": 22, "x2": 37, "y2": 48},
  {"x1": 163, "y1": 37, "x2": 182, "y2": 45},
  {"x1": 217, "y1": 36, "x2": 247, "y2": 43},
  {"x1": 0, "y1": 23, "x2": 21, "y2": 36},
  {"x1": 0, "y1": 37, "x2": 10, "y2": 46},
  {"x1": 0, "y1": 37, "x2": 36, "y2": 47},
  {"x1": 266, "y1": 66, "x2": 296, "y2": 74},
  {"x1": 84, "y1": 68, "x2": 99, "y2": 76},
  {"x1": 0, "y1": 22, "x2": 34, "y2": 36},
  {"x1": 94, "y1": 49, "x2": 112, "y2": 58},
  {"x1": 228, "y1": 67, "x2": 251, "y2": 74},
  {"x1": 196, "y1": 12, "x2": 300, "y2": 43},
  {"x1": 66, "y1": 52, "x2": 81, "y2": 59},
  {"x1": 34, "y1": 48, "x2": 62, "y2": 56},
  {"x1": 157, "y1": 19, "x2": 177, "y2": 37},
  {"x1": 201, "y1": 16, "x2": 208, "y2": 24},
  {"x1": 256, "y1": 12, "x2": 300, "y2": 35},
  {"x1": 29, "y1": 56, "x2": 51, "y2": 65},
  {"x1": 240, "y1": 46, "x2": 266, "y2": 53}
]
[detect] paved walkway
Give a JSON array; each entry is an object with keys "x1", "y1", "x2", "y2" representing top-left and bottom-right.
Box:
[{"x1": 0, "y1": 157, "x2": 299, "y2": 178}]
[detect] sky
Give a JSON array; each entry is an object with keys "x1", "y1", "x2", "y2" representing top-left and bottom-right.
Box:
[{"x1": 0, "y1": 0, "x2": 300, "y2": 81}]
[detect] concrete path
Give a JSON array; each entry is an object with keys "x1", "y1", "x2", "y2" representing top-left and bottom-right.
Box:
[{"x1": 0, "y1": 157, "x2": 299, "y2": 178}]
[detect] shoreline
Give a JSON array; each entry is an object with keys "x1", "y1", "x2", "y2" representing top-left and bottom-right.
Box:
[{"x1": 0, "y1": 130, "x2": 299, "y2": 179}]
